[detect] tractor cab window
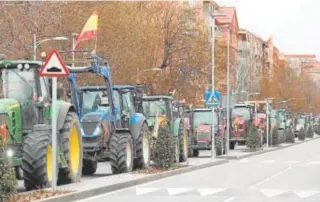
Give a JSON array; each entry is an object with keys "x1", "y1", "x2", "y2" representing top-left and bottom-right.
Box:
[
  {"x1": 278, "y1": 111, "x2": 285, "y2": 122},
  {"x1": 81, "y1": 90, "x2": 109, "y2": 115},
  {"x1": 0, "y1": 67, "x2": 36, "y2": 102},
  {"x1": 123, "y1": 91, "x2": 135, "y2": 114},
  {"x1": 142, "y1": 100, "x2": 166, "y2": 117},
  {"x1": 232, "y1": 107, "x2": 251, "y2": 120},
  {"x1": 295, "y1": 117, "x2": 305, "y2": 125},
  {"x1": 193, "y1": 111, "x2": 218, "y2": 128}
]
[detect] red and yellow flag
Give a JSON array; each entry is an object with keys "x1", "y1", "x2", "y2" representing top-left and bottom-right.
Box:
[{"x1": 74, "y1": 10, "x2": 98, "y2": 49}]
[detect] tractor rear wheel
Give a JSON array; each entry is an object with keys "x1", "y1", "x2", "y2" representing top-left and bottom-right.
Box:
[
  {"x1": 179, "y1": 122, "x2": 188, "y2": 162},
  {"x1": 133, "y1": 123, "x2": 150, "y2": 170},
  {"x1": 109, "y1": 132, "x2": 134, "y2": 174},
  {"x1": 57, "y1": 111, "x2": 83, "y2": 185},
  {"x1": 22, "y1": 132, "x2": 57, "y2": 191},
  {"x1": 82, "y1": 159, "x2": 97, "y2": 175}
]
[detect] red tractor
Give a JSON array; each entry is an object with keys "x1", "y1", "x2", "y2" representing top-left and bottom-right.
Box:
[{"x1": 230, "y1": 103, "x2": 255, "y2": 149}]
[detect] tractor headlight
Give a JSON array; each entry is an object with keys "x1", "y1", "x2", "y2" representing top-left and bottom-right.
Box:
[
  {"x1": 93, "y1": 126, "x2": 102, "y2": 136},
  {"x1": 6, "y1": 149, "x2": 13, "y2": 158}
]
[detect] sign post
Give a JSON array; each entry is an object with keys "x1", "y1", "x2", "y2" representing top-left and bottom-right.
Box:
[{"x1": 39, "y1": 49, "x2": 70, "y2": 189}]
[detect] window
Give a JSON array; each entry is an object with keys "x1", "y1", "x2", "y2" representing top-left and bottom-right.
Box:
[
  {"x1": 232, "y1": 107, "x2": 251, "y2": 120},
  {"x1": 1, "y1": 67, "x2": 36, "y2": 101},
  {"x1": 123, "y1": 91, "x2": 135, "y2": 114},
  {"x1": 193, "y1": 111, "x2": 218, "y2": 128}
]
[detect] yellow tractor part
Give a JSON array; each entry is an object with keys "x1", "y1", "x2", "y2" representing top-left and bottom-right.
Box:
[{"x1": 69, "y1": 126, "x2": 81, "y2": 174}]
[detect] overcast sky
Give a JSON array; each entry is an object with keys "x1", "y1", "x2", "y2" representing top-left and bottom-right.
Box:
[{"x1": 215, "y1": 0, "x2": 319, "y2": 57}]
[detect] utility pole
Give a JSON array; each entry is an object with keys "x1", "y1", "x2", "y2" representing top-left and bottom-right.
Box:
[
  {"x1": 210, "y1": 5, "x2": 216, "y2": 160},
  {"x1": 226, "y1": 26, "x2": 230, "y2": 155}
]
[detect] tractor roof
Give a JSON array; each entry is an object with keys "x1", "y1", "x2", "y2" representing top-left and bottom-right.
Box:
[
  {"x1": 113, "y1": 85, "x2": 135, "y2": 90},
  {"x1": 80, "y1": 86, "x2": 106, "y2": 91},
  {"x1": 142, "y1": 95, "x2": 174, "y2": 101},
  {"x1": 0, "y1": 60, "x2": 42, "y2": 68},
  {"x1": 193, "y1": 108, "x2": 213, "y2": 112}
]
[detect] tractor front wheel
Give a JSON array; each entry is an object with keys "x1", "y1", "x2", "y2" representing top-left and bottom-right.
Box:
[
  {"x1": 109, "y1": 133, "x2": 134, "y2": 174},
  {"x1": 22, "y1": 132, "x2": 57, "y2": 191},
  {"x1": 57, "y1": 111, "x2": 83, "y2": 185},
  {"x1": 133, "y1": 123, "x2": 151, "y2": 170}
]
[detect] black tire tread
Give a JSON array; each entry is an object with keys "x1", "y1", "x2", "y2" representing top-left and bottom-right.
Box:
[
  {"x1": 57, "y1": 111, "x2": 83, "y2": 185},
  {"x1": 133, "y1": 123, "x2": 150, "y2": 169},
  {"x1": 22, "y1": 132, "x2": 52, "y2": 191},
  {"x1": 109, "y1": 133, "x2": 133, "y2": 174}
]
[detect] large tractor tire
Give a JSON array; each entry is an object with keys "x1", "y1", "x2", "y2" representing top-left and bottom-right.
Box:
[
  {"x1": 285, "y1": 128, "x2": 295, "y2": 143},
  {"x1": 298, "y1": 128, "x2": 305, "y2": 141},
  {"x1": 187, "y1": 136, "x2": 194, "y2": 157},
  {"x1": 178, "y1": 122, "x2": 188, "y2": 162},
  {"x1": 229, "y1": 142, "x2": 236, "y2": 150},
  {"x1": 82, "y1": 159, "x2": 97, "y2": 175},
  {"x1": 57, "y1": 111, "x2": 83, "y2": 185},
  {"x1": 215, "y1": 134, "x2": 226, "y2": 156},
  {"x1": 133, "y1": 123, "x2": 151, "y2": 170},
  {"x1": 109, "y1": 132, "x2": 134, "y2": 174},
  {"x1": 22, "y1": 132, "x2": 57, "y2": 191},
  {"x1": 307, "y1": 126, "x2": 314, "y2": 138}
]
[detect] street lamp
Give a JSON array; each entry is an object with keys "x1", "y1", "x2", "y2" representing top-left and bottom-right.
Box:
[{"x1": 33, "y1": 34, "x2": 70, "y2": 60}]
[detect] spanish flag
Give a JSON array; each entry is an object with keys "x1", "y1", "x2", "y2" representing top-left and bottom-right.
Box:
[{"x1": 74, "y1": 10, "x2": 98, "y2": 49}]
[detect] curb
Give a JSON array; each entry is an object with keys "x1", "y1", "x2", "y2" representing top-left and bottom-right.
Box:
[
  {"x1": 37, "y1": 159, "x2": 229, "y2": 202},
  {"x1": 217, "y1": 135, "x2": 320, "y2": 160}
]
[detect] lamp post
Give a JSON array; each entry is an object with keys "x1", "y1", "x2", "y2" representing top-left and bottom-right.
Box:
[{"x1": 33, "y1": 34, "x2": 70, "y2": 60}]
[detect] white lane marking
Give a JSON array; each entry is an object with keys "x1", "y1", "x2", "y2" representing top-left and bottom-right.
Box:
[
  {"x1": 261, "y1": 159, "x2": 275, "y2": 163},
  {"x1": 295, "y1": 190, "x2": 320, "y2": 198},
  {"x1": 253, "y1": 166, "x2": 293, "y2": 187},
  {"x1": 284, "y1": 161, "x2": 298, "y2": 164},
  {"x1": 222, "y1": 197, "x2": 235, "y2": 202},
  {"x1": 261, "y1": 189, "x2": 287, "y2": 197},
  {"x1": 238, "y1": 158, "x2": 249, "y2": 163},
  {"x1": 167, "y1": 188, "x2": 193, "y2": 195},
  {"x1": 136, "y1": 187, "x2": 160, "y2": 195},
  {"x1": 198, "y1": 188, "x2": 226, "y2": 196},
  {"x1": 307, "y1": 161, "x2": 320, "y2": 165}
]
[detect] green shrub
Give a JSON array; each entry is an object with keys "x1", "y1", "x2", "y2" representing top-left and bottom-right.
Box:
[
  {"x1": 0, "y1": 142, "x2": 17, "y2": 201},
  {"x1": 152, "y1": 124, "x2": 175, "y2": 169},
  {"x1": 246, "y1": 125, "x2": 261, "y2": 151}
]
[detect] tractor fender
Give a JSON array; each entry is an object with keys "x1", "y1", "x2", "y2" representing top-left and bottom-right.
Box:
[
  {"x1": 57, "y1": 102, "x2": 76, "y2": 131},
  {"x1": 129, "y1": 113, "x2": 146, "y2": 140},
  {"x1": 172, "y1": 118, "x2": 182, "y2": 137}
]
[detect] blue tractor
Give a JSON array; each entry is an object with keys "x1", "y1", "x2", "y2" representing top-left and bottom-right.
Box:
[{"x1": 68, "y1": 70, "x2": 150, "y2": 175}]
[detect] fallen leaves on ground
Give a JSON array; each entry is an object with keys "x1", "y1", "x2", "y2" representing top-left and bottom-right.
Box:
[
  {"x1": 135, "y1": 165, "x2": 188, "y2": 174},
  {"x1": 6, "y1": 189, "x2": 75, "y2": 202}
]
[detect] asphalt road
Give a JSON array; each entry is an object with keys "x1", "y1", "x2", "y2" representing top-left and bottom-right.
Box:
[{"x1": 77, "y1": 139, "x2": 320, "y2": 202}]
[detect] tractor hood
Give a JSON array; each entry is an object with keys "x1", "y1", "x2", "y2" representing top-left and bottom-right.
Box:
[
  {"x1": 0, "y1": 98, "x2": 19, "y2": 113},
  {"x1": 81, "y1": 111, "x2": 108, "y2": 123}
]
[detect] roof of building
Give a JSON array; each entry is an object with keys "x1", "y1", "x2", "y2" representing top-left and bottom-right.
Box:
[{"x1": 215, "y1": 7, "x2": 239, "y2": 30}]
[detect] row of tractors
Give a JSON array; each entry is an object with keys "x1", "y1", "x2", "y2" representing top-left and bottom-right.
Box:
[{"x1": 0, "y1": 54, "x2": 317, "y2": 192}]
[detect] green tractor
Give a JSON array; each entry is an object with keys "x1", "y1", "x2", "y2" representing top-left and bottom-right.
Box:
[
  {"x1": 139, "y1": 95, "x2": 188, "y2": 163},
  {"x1": 273, "y1": 109, "x2": 294, "y2": 143},
  {"x1": 0, "y1": 60, "x2": 82, "y2": 190}
]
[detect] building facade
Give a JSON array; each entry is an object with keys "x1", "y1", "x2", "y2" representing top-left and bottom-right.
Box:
[{"x1": 284, "y1": 54, "x2": 317, "y2": 76}]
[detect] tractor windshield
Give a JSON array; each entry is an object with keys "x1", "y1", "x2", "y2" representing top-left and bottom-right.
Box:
[
  {"x1": 232, "y1": 107, "x2": 250, "y2": 120},
  {"x1": 295, "y1": 117, "x2": 305, "y2": 125},
  {"x1": 193, "y1": 111, "x2": 218, "y2": 128},
  {"x1": 142, "y1": 100, "x2": 166, "y2": 117},
  {"x1": 0, "y1": 67, "x2": 35, "y2": 101},
  {"x1": 278, "y1": 111, "x2": 285, "y2": 122},
  {"x1": 81, "y1": 90, "x2": 109, "y2": 115}
]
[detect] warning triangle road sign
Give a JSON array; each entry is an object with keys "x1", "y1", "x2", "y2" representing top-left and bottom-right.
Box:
[{"x1": 39, "y1": 49, "x2": 70, "y2": 77}]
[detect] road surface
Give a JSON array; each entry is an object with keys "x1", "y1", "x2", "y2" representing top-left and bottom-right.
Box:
[{"x1": 78, "y1": 139, "x2": 320, "y2": 202}]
